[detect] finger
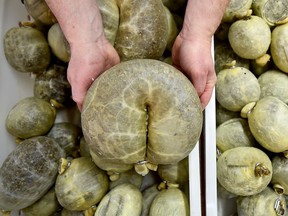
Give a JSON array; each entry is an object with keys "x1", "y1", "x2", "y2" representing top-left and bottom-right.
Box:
[
  {"x1": 71, "y1": 85, "x2": 86, "y2": 112},
  {"x1": 188, "y1": 69, "x2": 207, "y2": 97},
  {"x1": 199, "y1": 72, "x2": 217, "y2": 109},
  {"x1": 68, "y1": 72, "x2": 94, "y2": 112},
  {"x1": 199, "y1": 82, "x2": 214, "y2": 109}
]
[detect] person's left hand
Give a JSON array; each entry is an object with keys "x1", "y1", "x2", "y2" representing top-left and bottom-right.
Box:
[
  {"x1": 67, "y1": 37, "x2": 120, "y2": 111},
  {"x1": 171, "y1": 33, "x2": 216, "y2": 109}
]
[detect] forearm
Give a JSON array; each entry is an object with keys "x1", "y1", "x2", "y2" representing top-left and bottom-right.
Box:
[
  {"x1": 45, "y1": 0, "x2": 105, "y2": 45},
  {"x1": 181, "y1": 0, "x2": 228, "y2": 40}
]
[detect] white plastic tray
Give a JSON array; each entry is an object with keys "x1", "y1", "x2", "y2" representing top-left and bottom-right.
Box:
[
  {"x1": 0, "y1": 1, "x2": 203, "y2": 215},
  {"x1": 0, "y1": 0, "x2": 34, "y2": 166},
  {"x1": 203, "y1": 41, "x2": 238, "y2": 216}
]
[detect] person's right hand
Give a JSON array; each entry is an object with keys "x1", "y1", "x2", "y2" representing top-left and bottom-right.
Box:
[
  {"x1": 172, "y1": 33, "x2": 216, "y2": 109},
  {"x1": 67, "y1": 35, "x2": 120, "y2": 111}
]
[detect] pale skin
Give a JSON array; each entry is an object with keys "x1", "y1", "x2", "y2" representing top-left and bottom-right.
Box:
[
  {"x1": 173, "y1": 0, "x2": 228, "y2": 109},
  {"x1": 45, "y1": 0, "x2": 228, "y2": 111}
]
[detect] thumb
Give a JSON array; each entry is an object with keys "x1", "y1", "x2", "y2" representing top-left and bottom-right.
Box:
[
  {"x1": 188, "y1": 69, "x2": 207, "y2": 97},
  {"x1": 68, "y1": 73, "x2": 94, "y2": 112}
]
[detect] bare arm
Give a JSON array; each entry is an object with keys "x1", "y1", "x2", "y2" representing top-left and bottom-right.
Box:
[
  {"x1": 45, "y1": 0, "x2": 103, "y2": 44},
  {"x1": 45, "y1": 0, "x2": 120, "y2": 111},
  {"x1": 181, "y1": 0, "x2": 228, "y2": 40},
  {"x1": 172, "y1": 0, "x2": 228, "y2": 109}
]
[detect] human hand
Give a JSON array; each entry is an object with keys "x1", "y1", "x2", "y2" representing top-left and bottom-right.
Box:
[
  {"x1": 172, "y1": 33, "x2": 216, "y2": 109},
  {"x1": 67, "y1": 37, "x2": 120, "y2": 111}
]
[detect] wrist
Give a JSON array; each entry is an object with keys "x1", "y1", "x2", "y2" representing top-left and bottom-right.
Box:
[
  {"x1": 180, "y1": 0, "x2": 228, "y2": 42},
  {"x1": 69, "y1": 34, "x2": 110, "y2": 55},
  {"x1": 69, "y1": 31, "x2": 106, "y2": 47},
  {"x1": 178, "y1": 27, "x2": 212, "y2": 47},
  {"x1": 61, "y1": 17, "x2": 105, "y2": 46}
]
